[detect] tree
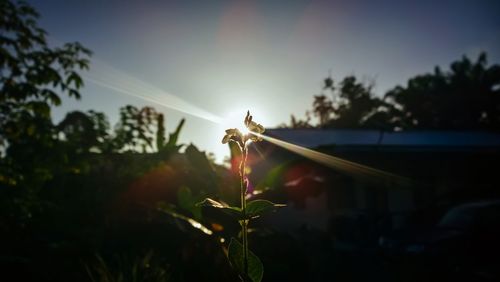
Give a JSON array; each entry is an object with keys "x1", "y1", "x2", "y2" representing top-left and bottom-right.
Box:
[
  {"x1": 113, "y1": 105, "x2": 164, "y2": 153},
  {"x1": 312, "y1": 94, "x2": 334, "y2": 127},
  {"x1": 384, "y1": 52, "x2": 500, "y2": 131},
  {"x1": 0, "y1": 0, "x2": 91, "y2": 161},
  {"x1": 284, "y1": 53, "x2": 500, "y2": 131},
  {"x1": 112, "y1": 105, "x2": 186, "y2": 154},
  {"x1": 308, "y1": 75, "x2": 382, "y2": 129},
  {"x1": 0, "y1": 0, "x2": 92, "y2": 150},
  {"x1": 57, "y1": 110, "x2": 112, "y2": 153},
  {"x1": 328, "y1": 76, "x2": 382, "y2": 129},
  {"x1": 279, "y1": 111, "x2": 313, "y2": 129},
  {"x1": 0, "y1": 0, "x2": 91, "y2": 226},
  {"x1": 290, "y1": 112, "x2": 313, "y2": 129}
]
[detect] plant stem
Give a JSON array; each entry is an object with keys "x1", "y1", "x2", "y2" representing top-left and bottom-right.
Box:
[{"x1": 240, "y1": 145, "x2": 249, "y2": 278}]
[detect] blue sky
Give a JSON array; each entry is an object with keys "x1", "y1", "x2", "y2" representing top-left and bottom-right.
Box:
[{"x1": 26, "y1": 0, "x2": 500, "y2": 162}]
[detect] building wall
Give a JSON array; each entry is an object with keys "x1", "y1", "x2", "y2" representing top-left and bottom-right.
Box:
[{"x1": 246, "y1": 141, "x2": 500, "y2": 233}]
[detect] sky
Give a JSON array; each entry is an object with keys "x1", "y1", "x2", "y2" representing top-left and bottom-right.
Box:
[{"x1": 26, "y1": 0, "x2": 500, "y2": 162}]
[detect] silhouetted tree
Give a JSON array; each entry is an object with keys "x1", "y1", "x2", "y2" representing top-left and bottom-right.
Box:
[
  {"x1": 280, "y1": 112, "x2": 313, "y2": 129},
  {"x1": 156, "y1": 113, "x2": 166, "y2": 151},
  {"x1": 58, "y1": 111, "x2": 98, "y2": 153},
  {"x1": 328, "y1": 76, "x2": 382, "y2": 129},
  {"x1": 112, "y1": 105, "x2": 185, "y2": 153},
  {"x1": 113, "y1": 105, "x2": 159, "y2": 152},
  {"x1": 284, "y1": 53, "x2": 500, "y2": 131},
  {"x1": 313, "y1": 95, "x2": 334, "y2": 127},
  {"x1": 0, "y1": 0, "x2": 91, "y2": 222},
  {"x1": 57, "y1": 110, "x2": 113, "y2": 153},
  {"x1": 384, "y1": 52, "x2": 500, "y2": 131},
  {"x1": 0, "y1": 0, "x2": 91, "y2": 150},
  {"x1": 308, "y1": 75, "x2": 382, "y2": 129},
  {"x1": 87, "y1": 110, "x2": 113, "y2": 152}
]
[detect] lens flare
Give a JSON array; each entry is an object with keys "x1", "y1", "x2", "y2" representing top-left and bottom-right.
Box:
[
  {"x1": 84, "y1": 59, "x2": 223, "y2": 124},
  {"x1": 219, "y1": 110, "x2": 252, "y2": 135},
  {"x1": 83, "y1": 58, "x2": 410, "y2": 186},
  {"x1": 253, "y1": 132, "x2": 411, "y2": 186}
]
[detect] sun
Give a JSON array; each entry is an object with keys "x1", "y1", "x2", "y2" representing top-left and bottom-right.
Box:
[
  {"x1": 214, "y1": 108, "x2": 268, "y2": 164},
  {"x1": 220, "y1": 110, "x2": 250, "y2": 135}
]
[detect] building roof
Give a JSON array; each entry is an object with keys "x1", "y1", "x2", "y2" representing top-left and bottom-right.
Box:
[{"x1": 266, "y1": 129, "x2": 500, "y2": 148}]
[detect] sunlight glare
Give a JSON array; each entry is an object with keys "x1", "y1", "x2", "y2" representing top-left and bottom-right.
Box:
[
  {"x1": 83, "y1": 62, "x2": 411, "y2": 183},
  {"x1": 254, "y1": 132, "x2": 411, "y2": 186},
  {"x1": 219, "y1": 110, "x2": 250, "y2": 134},
  {"x1": 84, "y1": 59, "x2": 223, "y2": 124}
]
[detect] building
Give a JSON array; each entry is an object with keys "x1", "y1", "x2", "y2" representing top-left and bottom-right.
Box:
[{"x1": 245, "y1": 129, "x2": 500, "y2": 233}]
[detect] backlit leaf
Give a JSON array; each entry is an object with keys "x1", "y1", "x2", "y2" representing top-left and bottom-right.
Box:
[
  {"x1": 246, "y1": 200, "x2": 286, "y2": 218},
  {"x1": 228, "y1": 238, "x2": 263, "y2": 282},
  {"x1": 197, "y1": 198, "x2": 243, "y2": 219}
]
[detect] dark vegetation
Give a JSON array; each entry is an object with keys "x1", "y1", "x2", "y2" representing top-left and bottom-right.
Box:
[
  {"x1": 283, "y1": 54, "x2": 500, "y2": 131},
  {"x1": 1, "y1": 1, "x2": 500, "y2": 281}
]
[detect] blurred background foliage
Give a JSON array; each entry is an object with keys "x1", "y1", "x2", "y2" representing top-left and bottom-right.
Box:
[{"x1": 0, "y1": 1, "x2": 239, "y2": 280}]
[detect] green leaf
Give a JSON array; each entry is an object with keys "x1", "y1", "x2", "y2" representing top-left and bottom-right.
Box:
[
  {"x1": 177, "y1": 186, "x2": 202, "y2": 220},
  {"x1": 165, "y1": 118, "x2": 185, "y2": 148},
  {"x1": 177, "y1": 186, "x2": 192, "y2": 208},
  {"x1": 246, "y1": 200, "x2": 286, "y2": 218},
  {"x1": 66, "y1": 71, "x2": 83, "y2": 88},
  {"x1": 196, "y1": 198, "x2": 243, "y2": 219},
  {"x1": 228, "y1": 238, "x2": 263, "y2": 282},
  {"x1": 27, "y1": 101, "x2": 50, "y2": 118},
  {"x1": 156, "y1": 202, "x2": 213, "y2": 235}
]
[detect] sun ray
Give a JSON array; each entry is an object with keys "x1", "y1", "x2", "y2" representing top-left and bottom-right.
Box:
[
  {"x1": 82, "y1": 59, "x2": 411, "y2": 186},
  {"x1": 83, "y1": 59, "x2": 223, "y2": 124},
  {"x1": 253, "y1": 132, "x2": 411, "y2": 187}
]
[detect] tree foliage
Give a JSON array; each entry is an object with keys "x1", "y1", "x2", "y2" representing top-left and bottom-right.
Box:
[
  {"x1": 0, "y1": 0, "x2": 189, "y2": 230},
  {"x1": 288, "y1": 75, "x2": 382, "y2": 129},
  {"x1": 0, "y1": 0, "x2": 92, "y2": 148},
  {"x1": 286, "y1": 52, "x2": 500, "y2": 131},
  {"x1": 0, "y1": 2, "x2": 293, "y2": 281},
  {"x1": 114, "y1": 105, "x2": 159, "y2": 153},
  {"x1": 0, "y1": 0, "x2": 92, "y2": 220},
  {"x1": 280, "y1": 112, "x2": 313, "y2": 129},
  {"x1": 385, "y1": 53, "x2": 500, "y2": 130},
  {"x1": 329, "y1": 76, "x2": 382, "y2": 128}
]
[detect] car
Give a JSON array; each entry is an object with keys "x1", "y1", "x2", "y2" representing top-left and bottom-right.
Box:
[{"x1": 378, "y1": 200, "x2": 500, "y2": 280}]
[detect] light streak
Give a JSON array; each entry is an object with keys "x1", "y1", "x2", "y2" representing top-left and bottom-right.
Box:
[
  {"x1": 83, "y1": 59, "x2": 409, "y2": 186},
  {"x1": 254, "y1": 133, "x2": 411, "y2": 186},
  {"x1": 83, "y1": 60, "x2": 223, "y2": 124}
]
